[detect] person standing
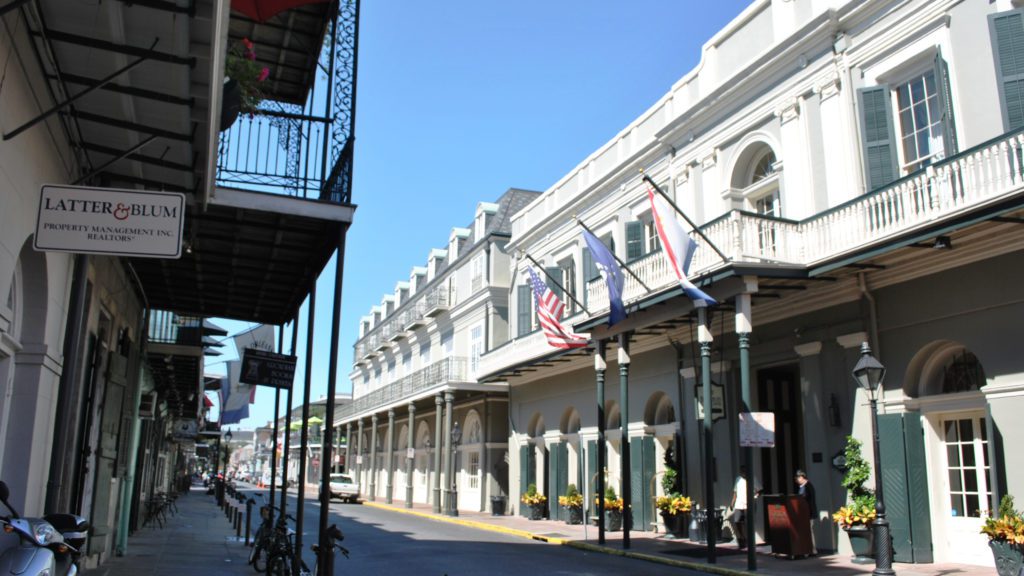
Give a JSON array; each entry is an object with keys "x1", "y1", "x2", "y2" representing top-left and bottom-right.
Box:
[
  {"x1": 795, "y1": 469, "x2": 817, "y2": 555},
  {"x1": 730, "y1": 466, "x2": 761, "y2": 549}
]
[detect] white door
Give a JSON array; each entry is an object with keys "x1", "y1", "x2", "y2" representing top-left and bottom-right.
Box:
[{"x1": 940, "y1": 414, "x2": 993, "y2": 566}]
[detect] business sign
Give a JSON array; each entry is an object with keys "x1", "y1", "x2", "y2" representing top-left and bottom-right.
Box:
[
  {"x1": 35, "y1": 184, "x2": 185, "y2": 258},
  {"x1": 739, "y1": 412, "x2": 776, "y2": 448},
  {"x1": 695, "y1": 380, "x2": 726, "y2": 422},
  {"x1": 240, "y1": 348, "x2": 297, "y2": 389}
]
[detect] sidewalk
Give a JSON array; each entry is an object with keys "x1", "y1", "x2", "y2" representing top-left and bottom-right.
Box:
[
  {"x1": 359, "y1": 498, "x2": 995, "y2": 576},
  {"x1": 82, "y1": 486, "x2": 253, "y2": 576}
]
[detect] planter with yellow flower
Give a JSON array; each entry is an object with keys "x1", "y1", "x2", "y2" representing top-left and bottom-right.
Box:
[
  {"x1": 982, "y1": 494, "x2": 1024, "y2": 576},
  {"x1": 599, "y1": 486, "x2": 626, "y2": 531},
  {"x1": 558, "y1": 484, "x2": 584, "y2": 525},
  {"x1": 521, "y1": 483, "x2": 547, "y2": 520},
  {"x1": 833, "y1": 436, "x2": 876, "y2": 563},
  {"x1": 656, "y1": 494, "x2": 693, "y2": 538}
]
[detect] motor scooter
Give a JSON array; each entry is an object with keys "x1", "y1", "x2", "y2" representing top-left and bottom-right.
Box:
[{"x1": 0, "y1": 480, "x2": 89, "y2": 576}]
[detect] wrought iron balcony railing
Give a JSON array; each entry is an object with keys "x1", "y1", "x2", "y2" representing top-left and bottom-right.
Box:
[{"x1": 148, "y1": 311, "x2": 204, "y2": 346}]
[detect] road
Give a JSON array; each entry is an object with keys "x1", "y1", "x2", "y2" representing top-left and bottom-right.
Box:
[{"x1": 242, "y1": 485, "x2": 701, "y2": 576}]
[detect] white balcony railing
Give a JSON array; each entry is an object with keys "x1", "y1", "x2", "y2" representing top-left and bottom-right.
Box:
[
  {"x1": 582, "y1": 130, "x2": 1024, "y2": 316},
  {"x1": 339, "y1": 357, "x2": 469, "y2": 420}
]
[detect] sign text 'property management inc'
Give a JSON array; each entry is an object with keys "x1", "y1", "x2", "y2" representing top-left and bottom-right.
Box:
[{"x1": 34, "y1": 185, "x2": 186, "y2": 258}]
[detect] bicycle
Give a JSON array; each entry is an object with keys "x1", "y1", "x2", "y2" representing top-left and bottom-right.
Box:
[
  {"x1": 249, "y1": 495, "x2": 279, "y2": 572},
  {"x1": 266, "y1": 523, "x2": 348, "y2": 576}
]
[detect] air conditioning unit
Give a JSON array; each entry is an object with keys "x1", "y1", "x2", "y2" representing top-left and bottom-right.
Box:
[{"x1": 139, "y1": 391, "x2": 158, "y2": 419}]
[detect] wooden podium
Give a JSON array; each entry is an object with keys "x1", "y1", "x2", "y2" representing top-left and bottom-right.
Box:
[{"x1": 763, "y1": 494, "x2": 814, "y2": 558}]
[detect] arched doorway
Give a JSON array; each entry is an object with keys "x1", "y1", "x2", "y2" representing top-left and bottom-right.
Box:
[
  {"x1": 414, "y1": 421, "x2": 432, "y2": 504},
  {"x1": 459, "y1": 410, "x2": 483, "y2": 511},
  {"x1": 908, "y1": 342, "x2": 991, "y2": 566},
  {"x1": 520, "y1": 413, "x2": 545, "y2": 517}
]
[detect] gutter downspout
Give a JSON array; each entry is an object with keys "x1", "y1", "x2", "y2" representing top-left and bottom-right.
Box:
[{"x1": 857, "y1": 272, "x2": 879, "y2": 353}]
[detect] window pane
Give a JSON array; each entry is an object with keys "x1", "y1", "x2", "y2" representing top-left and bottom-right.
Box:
[
  {"x1": 965, "y1": 470, "x2": 978, "y2": 492},
  {"x1": 925, "y1": 71, "x2": 936, "y2": 97},
  {"x1": 983, "y1": 446, "x2": 990, "y2": 468},
  {"x1": 962, "y1": 445, "x2": 976, "y2": 467},
  {"x1": 913, "y1": 101, "x2": 929, "y2": 130},
  {"x1": 903, "y1": 135, "x2": 917, "y2": 161},
  {"x1": 911, "y1": 77, "x2": 925, "y2": 102},
  {"x1": 966, "y1": 495, "x2": 981, "y2": 518},
  {"x1": 897, "y1": 85, "x2": 910, "y2": 109},
  {"x1": 959, "y1": 420, "x2": 974, "y2": 442},
  {"x1": 948, "y1": 470, "x2": 962, "y2": 492},
  {"x1": 947, "y1": 444, "x2": 960, "y2": 467},
  {"x1": 980, "y1": 419, "x2": 988, "y2": 441},
  {"x1": 950, "y1": 495, "x2": 963, "y2": 517},
  {"x1": 945, "y1": 421, "x2": 957, "y2": 442}
]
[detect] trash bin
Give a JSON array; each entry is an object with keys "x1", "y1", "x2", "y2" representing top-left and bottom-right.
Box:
[
  {"x1": 490, "y1": 495, "x2": 507, "y2": 516},
  {"x1": 690, "y1": 508, "x2": 725, "y2": 543}
]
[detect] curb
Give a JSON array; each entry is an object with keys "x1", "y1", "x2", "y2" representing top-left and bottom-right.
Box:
[{"x1": 360, "y1": 501, "x2": 754, "y2": 576}]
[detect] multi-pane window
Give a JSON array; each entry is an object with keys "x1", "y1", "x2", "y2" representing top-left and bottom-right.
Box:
[
  {"x1": 944, "y1": 416, "x2": 991, "y2": 518},
  {"x1": 627, "y1": 219, "x2": 660, "y2": 262},
  {"x1": 470, "y1": 252, "x2": 485, "y2": 293},
  {"x1": 517, "y1": 284, "x2": 533, "y2": 337},
  {"x1": 468, "y1": 452, "x2": 480, "y2": 489},
  {"x1": 895, "y1": 71, "x2": 944, "y2": 172},
  {"x1": 469, "y1": 325, "x2": 483, "y2": 374},
  {"x1": 419, "y1": 342, "x2": 430, "y2": 369}
]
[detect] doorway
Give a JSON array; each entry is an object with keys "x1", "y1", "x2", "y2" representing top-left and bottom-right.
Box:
[{"x1": 756, "y1": 365, "x2": 804, "y2": 495}]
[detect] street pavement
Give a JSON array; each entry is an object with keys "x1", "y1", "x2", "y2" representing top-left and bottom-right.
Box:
[{"x1": 83, "y1": 484, "x2": 996, "y2": 576}]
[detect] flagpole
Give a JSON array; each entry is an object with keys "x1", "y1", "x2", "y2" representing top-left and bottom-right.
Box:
[
  {"x1": 572, "y1": 217, "x2": 652, "y2": 293},
  {"x1": 641, "y1": 173, "x2": 729, "y2": 264},
  {"x1": 520, "y1": 251, "x2": 591, "y2": 316}
]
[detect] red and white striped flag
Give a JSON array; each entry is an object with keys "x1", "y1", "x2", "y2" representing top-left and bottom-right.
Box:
[{"x1": 527, "y1": 266, "x2": 588, "y2": 349}]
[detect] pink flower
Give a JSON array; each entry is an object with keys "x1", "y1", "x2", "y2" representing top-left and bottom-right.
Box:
[
  {"x1": 242, "y1": 38, "x2": 253, "y2": 51},
  {"x1": 258, "y1": 68, "x2": 270, "y2": 82}
]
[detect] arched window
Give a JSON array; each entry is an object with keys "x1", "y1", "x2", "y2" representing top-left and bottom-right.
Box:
[
  {"x1": 751, "y1": 150, "x2": 777, "y2": 183},
  {"x1": 941, "y1": 350, "x2": 985, "y2": 394}
]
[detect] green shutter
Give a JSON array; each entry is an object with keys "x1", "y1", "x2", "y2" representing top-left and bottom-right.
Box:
[
  {"x1": 626, "y1": 221, "x2": 644, "y2": 261},
  {"x1": 991, "y1": 10, "x2": 1024, "y2": 130},
  {"x1": 517, "y1": 285, "x2": 532, "y2": 337},
  {"x1": 545, "y1": 266, "x2": 563, "y2": 302},
  {"x1": 587, "y1": 440, "x2": 597, "y2": 518},
  {"x1": 933, "y1": 49, "x2": 958, "y2": 157},
  {"x1": 858, "y1": 86, "x2": 898, "y2": 191},
  {"x1": 879, "y1": 413, "x2": 934, "y2": 564},
  {"x1": 549, "y1": 442, "x2": 568, "y2": 521},
  {"x1": 582, "y1": 248, "x2": 594, "y2": 307},
  {"x1": 904, "y1": 413, "x2": 934, "y2": 563},
  {"x1": 629, "y1": 436, "x2": 656, "y2": 531}
]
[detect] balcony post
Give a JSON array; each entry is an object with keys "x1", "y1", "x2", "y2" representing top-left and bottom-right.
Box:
[
  {"x1": 442, "y1": 391, "x2": 455, "y2": 515},
  {"x1": 386, "y1": 409, "x2": 395, "y2": 504},
  {"x1": 433, "y1": 394, "x2": 443, "y2": 514},
  {"x1": 369, "y1": 414, "x2": 378, "y2": 501},
  {"x1": 406, "y1": 403, "x2": 416, "y2": 508},
  {"x1": 355, "y1": 419, "x2": 364, "y2": 491}
]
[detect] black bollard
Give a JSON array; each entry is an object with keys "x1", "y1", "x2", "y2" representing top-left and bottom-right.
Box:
[{"x1": 245, "y1": 499, "x2": 253, "y2": 546}]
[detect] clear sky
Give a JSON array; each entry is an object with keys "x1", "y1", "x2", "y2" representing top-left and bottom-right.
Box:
[{"x1": 206, "y1": 0, "x2": 752, "y2": 430}]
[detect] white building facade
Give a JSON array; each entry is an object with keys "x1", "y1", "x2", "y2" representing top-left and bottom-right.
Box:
[{"x1": 475, "y1": 0, "x2": 1024, "y2": 568}]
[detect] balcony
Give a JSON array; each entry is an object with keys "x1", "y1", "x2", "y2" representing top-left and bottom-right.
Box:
[
  {"x1": 338, "y1": 357, "x2": 470, "y2": 420},
  {"x1": 584, "y1": 129, "x2": 1024, "y2": 315},
  {"x1": 424, "y1": 288, "x2": 451, "y2": 318},
  {"x1": 403, "y1": 301, "x2": 429, "y2": 331}
]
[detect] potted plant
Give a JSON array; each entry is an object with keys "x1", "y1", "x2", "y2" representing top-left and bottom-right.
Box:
[
  {"x1": 832, "y1": 436, "x2": 877, "y2": 562},
  {"x1": 558, "y1": 484, "x2": 584, "y2": 525},
  {"x1": 222, "y1": 37, "x2": 270, "y2": 130},
  {"x1": 520, "y1": 483, "x2": 547, "y2": 520},
  {"x1": 656, "y1": 493, "x2": 693, "y2": 538},
  {"x1": 981, "y1": 494, "x2": 1024, "y2": 576},
  {"x1": 600, "y1": 486, "x2": 625, "y2": 531}
]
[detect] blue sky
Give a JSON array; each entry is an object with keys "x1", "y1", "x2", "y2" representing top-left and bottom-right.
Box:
[{"x1": 207, "y1": 0, "x2": 752, "y2": 429}]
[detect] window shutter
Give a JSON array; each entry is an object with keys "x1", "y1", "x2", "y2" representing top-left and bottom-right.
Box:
[
  {"x1": 991, "y1": 10, "x2": 1024, "y2": 130},
  {"x1": 582, "y1": 248, "x2": 594, "y2": 307},
  {"x1": 545, "y1": 266, "x2": 563, "y2": 302},
  {"x1": 934, "y1": 48, "x2": 958, "y2": 157},
  {"x1": 626, "y1": 221, "x2": 644, "y2": 261},
  {"x1": 516, "y1": 284, "x2": 532, "y2": 337},
  {"x1": 858, "y1": 85, "x2": 898, "y2": 191}
]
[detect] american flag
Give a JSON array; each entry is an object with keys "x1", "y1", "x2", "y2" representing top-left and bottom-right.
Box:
[{"x1": 527, "y1": 266, "x2": 588, "y2": 349}]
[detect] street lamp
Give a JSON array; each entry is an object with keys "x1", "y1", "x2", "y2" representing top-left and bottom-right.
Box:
[
  {"x1": 852, "y1": 342, "x2": 895, "y2": 576},
  {"x1": 448, "y1": 422, "x2": 462, "y2": 517}
]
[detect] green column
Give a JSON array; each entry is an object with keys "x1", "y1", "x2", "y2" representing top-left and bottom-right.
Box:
[
  {"x1": 618, "y1": 332, "x2": 631, "y2": 549},
  {"x1": 698, "y1": 303, "x2": 716, "y2": 563},
  {"x1": 406, "y1": 403, "x2": 416, "y2": 508},
  {"x1": 355, "y1": 419, "x2": 364, "y2": 491},
  {"x1": 595, "y1": 340, "x2": 607, "y2": 544},
  {"x1": 737, "y1": 290, "x2": 754, "y2": 571},
  {"x1": 443, "y1": 391, "x2": 454, "y2": 515},
  {"x1": 344, "y1": 422, "x2": 352, "y2": 474}
]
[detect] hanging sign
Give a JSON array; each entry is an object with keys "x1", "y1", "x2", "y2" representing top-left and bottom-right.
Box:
[
  {"x1": 739, "y1": 412, "x2": 776, "y2": 447},
  {"x1": 34, "y1": 185, "x2": 185, "y2": 258},
  {"x1": 695, "y1": 380, "x2": 726, "y2": 422},
  {"x1": 240, "y1": 348, "x2": 297, "y2": 389}
]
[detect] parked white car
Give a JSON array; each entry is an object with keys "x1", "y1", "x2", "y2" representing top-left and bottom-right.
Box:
[{"x1": 328, "y1": 473, "x2": 359, "y2": 503}]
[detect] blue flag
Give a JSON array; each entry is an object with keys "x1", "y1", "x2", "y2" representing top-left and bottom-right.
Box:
[{"x1": 582, "y1": 229, "x2": 626, "y2": 326}]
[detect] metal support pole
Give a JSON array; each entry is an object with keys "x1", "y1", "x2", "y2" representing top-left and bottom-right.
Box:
[
  {"x1": 269, "y1": 388, "x2": 280, "y2": 527},
  {"x1": 618, "y1": 332, "x2": 631, "y2": 549},
  {"x1": 594, "y1": 340, "x2": 607, "y2": 545},
  {"x1": 369, "y1": 414, "x2": 379, "y2": 501},
  {"x1": 356, "y1": 419, "x2": 364, "y2": 489},
  {"x1": 406, "y1": 403, "x2": 416, "y2": 508},
  {"x1": 386, "y1": 409, "x2": 395, "y2": 504},
  {"x1": 295, "y1": 284, "x2": 315, "y2": 576},
  {"x1": 317, "y1": 223, "x2": 349, "y2": 576},
  {"x1": 698, "y1": 303, "x2": 717, "y2": 563},
  {"x1": 736, "y1": 291, "x2": 756, "y2": 571},
  {"x1": 345, "y1": 422, "x2": 352, "y2": 473},
  {"x1": 433, "y1": 395, "x2": 444, "y2": 514},
  {"x1": 443, "y1": 392, "x2": 454, "y2": 515},
  {"x1": 870, "y1": 398, "x2": 895, "y2": 575}
]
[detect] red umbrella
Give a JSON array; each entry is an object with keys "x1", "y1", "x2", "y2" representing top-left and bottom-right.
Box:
[{"x1": 231, "y1": 0, "x2": 330, "y2": 23}]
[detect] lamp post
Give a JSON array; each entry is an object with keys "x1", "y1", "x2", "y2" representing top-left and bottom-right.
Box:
[
  {"x1": 448, "y1": 422, "x2": 462, "y2": 517},
  {"x1": 852, "y1": 342, "x2": 895, "y2": 576}
]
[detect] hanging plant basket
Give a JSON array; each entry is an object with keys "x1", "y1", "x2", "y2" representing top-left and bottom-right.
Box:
[{"x1": 221, "y1": 78, "x2": 242, "y2": 131}]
